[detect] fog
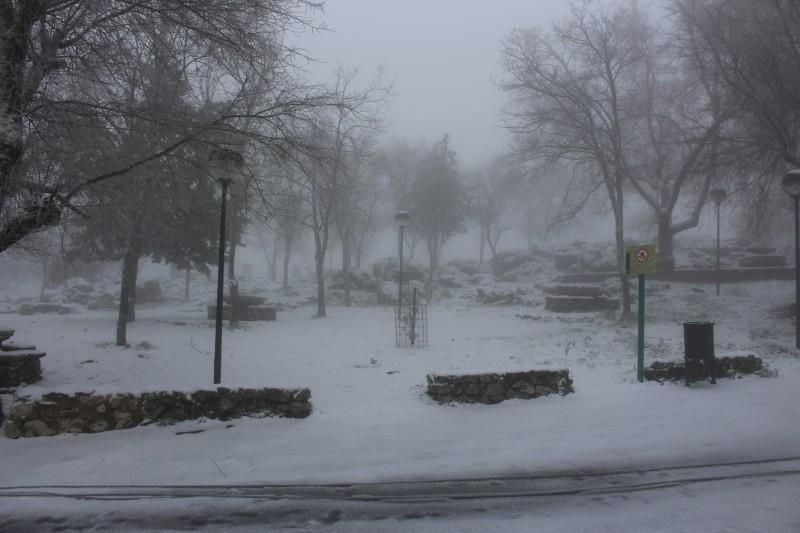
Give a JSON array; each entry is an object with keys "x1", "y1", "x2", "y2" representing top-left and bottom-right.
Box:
[
  {"x1": 1, "y1": 2, "x2": 799, "y2": 529},
  {"x1": 296, "y1": 0, "x2": 570, "y2": 166}
]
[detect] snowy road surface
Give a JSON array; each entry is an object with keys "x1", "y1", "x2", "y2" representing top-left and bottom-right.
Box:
[{"x1": 2, "y1": 457, "x2": 799, "y2": 531}]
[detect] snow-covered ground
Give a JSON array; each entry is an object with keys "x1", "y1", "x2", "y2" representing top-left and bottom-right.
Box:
[{"x1": 0, "y1": 277, "x2": 798, "y2": 529}]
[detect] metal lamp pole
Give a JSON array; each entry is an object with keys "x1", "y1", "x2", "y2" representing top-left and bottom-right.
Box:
[
  {"x1": 782, "y1": 170, "x2": 800, "y2": 349},
  {"x1": 395, "y1": 211, "x2": 410, "y2": 310},
  {"x1": 710, "y1": 188, "x2": 727, "y2": 296},
  {"x1": 209, "y1": 148, "x2": 244, "y2": 384}
]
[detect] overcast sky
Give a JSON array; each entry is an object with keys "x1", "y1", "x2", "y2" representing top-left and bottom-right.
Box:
[{"x1": 296, "y1": 1, "x2": 570, "y2": 167}]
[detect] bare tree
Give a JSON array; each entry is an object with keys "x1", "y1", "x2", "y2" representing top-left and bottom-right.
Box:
[
  {"x1": 0, "y1": 0, "x2": 327, "y2": 256},
  {"x1": 467, "y1": 157, "x2": 518, "y2": 263},
  {"x1": 621, "y1": 5, "x2": 735, "y2": 270},
  {"x1": 289, "y1": 67, "x2": 388, "y2": 316},
  {"x1": 501, "y1": 0, "x2": 643, "y2": 314},
  {"x1": 670, "y1": 0, "x2": 800, "y2": 239},
  {"x1": 408, "y1": 135, "x2": 469, "y2": 281},
  {"x1": 375, "y1": 139, "x2": 425, "y2": 259},
  {"x1": 672, "y1": 0, "x2": 800, "y2": 167}
]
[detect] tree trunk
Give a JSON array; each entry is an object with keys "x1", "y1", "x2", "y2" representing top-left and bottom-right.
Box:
[
  {"x1": 315, "y1": 251, "x2": 326, "y2": 317},
  {"x1": 428, "y1": 233, "x2": 440, "y2": 282},
  {"x1": 270, "y1": 238, "x2": 279, "y2": 282},
  {"x1": 116, "y1": 215, "x2": 142, "y2": 345},
  {"x1": 228, "y1": 234, "x2": 237, "y2": 281},
  {"x1": 614, "y1": 209, "x2": 632, "y2": 318},
  {"x1": 116, "y1": 252, "x2": 138, "y2": 346},
  {"x1": 479, "y1": 224, "x2": 486, "y2": 264},
  {"x1": 184, "y1": 268, "x2": 190, "y2": 302},
  {"x1": 126, "y1": 255, "x2": 139, "y2": 322},
  {"x1": 657, "y1": 217, "x2": 676, "y2": 272},
  {"x1": 283, "y1": 232, "x2": 292, "y2": 290},
  {"x1": 341, "y1": 233, "x2": 352, "y2": 307},
  {"x1": 39, "y1": 259, "x2": 48, "y2": 302},
  {"x1": 229, "y1": 279, "x2": 240, "y2": 329}
]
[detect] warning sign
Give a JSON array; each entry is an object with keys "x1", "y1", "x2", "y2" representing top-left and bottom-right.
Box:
[{"x1": 626, "y1": 244, "x2": 657, "y2": 274}]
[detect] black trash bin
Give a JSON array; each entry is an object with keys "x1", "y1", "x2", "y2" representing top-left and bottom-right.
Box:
[{"x1": 683, "y1": 322, "x2": 717, "y2": 386}]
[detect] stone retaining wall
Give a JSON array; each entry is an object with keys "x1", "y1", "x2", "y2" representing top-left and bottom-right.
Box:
[
  {"x1": 644, "y1": 355, "x2": 766, "y2": 383},
  {"x1": 427, "y1": 369, "x2": 573, "y2": 404},
  {"x1": 5, "y1": 386, "x2": 311, "y2": 438},
  {"x1": 558, "y1": 267, "x2": 794, "y2": 284}
]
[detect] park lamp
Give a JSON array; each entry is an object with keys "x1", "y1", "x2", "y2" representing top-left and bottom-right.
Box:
[
  {"x1": 784, "y1": 169, "x2": 800, "y2": 350},
  {"x1": 395, "y1": 211, "x2": 410, "y2": 311},
  {"x1": 710, "y1": 188, "x2": 727, "y2": 205},
  {"x1": 710, "y1": 188, "x2": 727, "y2": 297},
  {"x1": 395, "y1": 210, "x2": 410, "y2": 228},
  {"x1": 209, "y1": 146, "x2": 244, "y2": 385},
  {"x1": 782, "y1": 170, "x2": 800, "y2": 199},
  {"x1": 208, "y1": 148, "x2": 244, "y2": 186}
]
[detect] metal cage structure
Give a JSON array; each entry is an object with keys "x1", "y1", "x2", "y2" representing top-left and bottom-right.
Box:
[{"x1": 394, "y1": 287, "x2": 428, "y2": 347}]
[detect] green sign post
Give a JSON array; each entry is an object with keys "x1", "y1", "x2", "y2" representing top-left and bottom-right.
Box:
[{"x1": 626, "y1": 245, "x2": 656, "y2": 382}]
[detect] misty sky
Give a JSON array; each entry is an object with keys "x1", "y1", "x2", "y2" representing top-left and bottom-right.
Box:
[{"x1": 297, "y1": 1, "x2": 570, "y2": 167}]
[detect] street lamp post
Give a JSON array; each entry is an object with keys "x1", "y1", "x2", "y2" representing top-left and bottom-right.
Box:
[
  {"x1": 782, "y1": 170, "x2": 800, "y2": 349},
  {"x1": 209, "y1": 148, "x2": 244, "y2": 384},
  {"x1": 710, "y1": 188, "x2": 727, "y2": 296},
  {"x1": 395, "y1": 211, "x2": 410, "y2": 310}
]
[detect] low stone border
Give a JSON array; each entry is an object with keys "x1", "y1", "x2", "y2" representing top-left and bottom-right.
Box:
[
  {"x1": 427, "y1": 369, "x2": 573, "y2": 404},
  {"x1": 5, "y1": 386, "x2": 312, "y2": 438},
  {"x1": 644, "y1": 355, "x2": 767, "y2": 383}
]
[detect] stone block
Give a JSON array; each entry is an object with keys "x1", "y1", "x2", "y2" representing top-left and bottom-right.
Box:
[
  {"x1": 0, "y1": 351, "x2": 46, "y2": 387},
  {"x1": 545, "y1": 296, "x2": 619, "y2": 313},
  {"x1": 738, "y1": 255, "x2": 786, "y2": 268}
]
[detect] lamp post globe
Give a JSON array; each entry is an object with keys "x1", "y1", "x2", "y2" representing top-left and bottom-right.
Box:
[
  {"x1": 208, "y1": 148, "x2": 244, "y2": 384},
  {"x1": 710, "y1": 188, "x2": 726, "y2": 296},
  {"x1": 710, "y1": 188, "x2": 727, "y2": 205},
  {"x1": 783, "y1": 170, "x2": 800, "y2": 350},
  {"x1": 782, "y1": 170, "x2": 800, "y2": 198},
  {"x1": 395, "y1": 211, "x2": 410, "y2": 309}
]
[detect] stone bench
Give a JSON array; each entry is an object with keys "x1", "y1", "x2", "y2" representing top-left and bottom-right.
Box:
[
  {"x1": 427, "y1": 369, "x2": 573, "y2": 404},
  {"x1": 0, "y1": 351, "x2": 46, "y2": 388},
  {"x1": 18, "y1": 303, "x2": 72, "y2": 315},
  {"x1": 0, "y1": 329, "x2": 46, "y2": 388},
  {"x1": 206, "y1": 305, "x2": 277, "y2": 321}
]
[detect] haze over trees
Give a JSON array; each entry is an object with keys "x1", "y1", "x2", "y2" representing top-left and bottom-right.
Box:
[
  {"x1": 500, "y1": 0, "x2": 798, "y2": 314},
  {"x1": 0, "y1": 0, "x2": 797, "y2": 321},
  {"x1": 0, "y1": 0, "x2": 328, "y2": 254}
]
